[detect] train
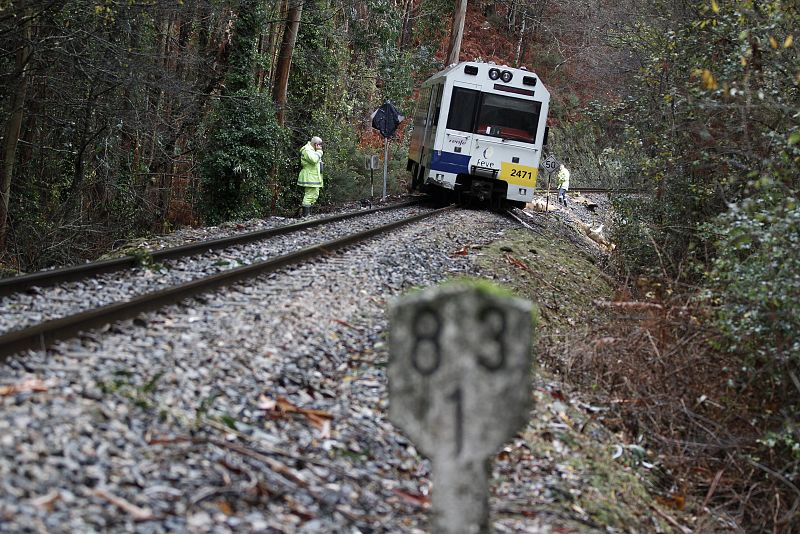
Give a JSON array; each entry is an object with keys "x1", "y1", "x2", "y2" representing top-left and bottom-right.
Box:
[{"x1": 406, "y1": 61, "x2": 551, "y2": 208}]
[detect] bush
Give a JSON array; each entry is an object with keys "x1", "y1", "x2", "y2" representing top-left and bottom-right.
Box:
[
  {"x1": 199, "y1": 91, "x2": 290, "y2": 224},
  {"x1": 578, "y1": 3, "x2": 799, "y2": 529},
  {"x1": 705, "y1": 193, "x2": 799, "y2": 363},
  {"x1": 547, "y1": 120, "x2": 626, "y2": 189}
]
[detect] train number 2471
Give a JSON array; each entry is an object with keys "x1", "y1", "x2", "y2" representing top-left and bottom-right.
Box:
[{"x1": 509, "y1": 168, "x2": 534, "y2": 180}]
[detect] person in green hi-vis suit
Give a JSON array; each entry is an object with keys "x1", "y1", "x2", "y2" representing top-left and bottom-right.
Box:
[
  {"x1": 557, "y1": 163, "x2": 570, "y2": 207},
  {"x1": 297, "y1": 136, "x2": 323, "y2": 217}
]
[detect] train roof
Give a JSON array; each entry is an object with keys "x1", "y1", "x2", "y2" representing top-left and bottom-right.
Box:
[{"x1": 422, "y1": 61, "x2": 549, "y2": 99}]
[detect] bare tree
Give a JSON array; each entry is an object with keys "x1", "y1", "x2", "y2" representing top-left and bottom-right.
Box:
[
  {"x1": 272, "y1": 0, "x2": 303, "y2": 125},
  {"x1": 0, "y1": 9, "x2": 32, "y2": 248},
  {"x1": 399, "y1": 0, "x2": 417, "y2": 49},
  {"x1": 514, "y1": 2, "x2": 528, "y2": 66},
  {"x1": 446, "y1": 0, "x2": 468, "y2": 65}
]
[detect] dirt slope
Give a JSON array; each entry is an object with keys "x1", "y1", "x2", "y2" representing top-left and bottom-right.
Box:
[{"x1": 471, "y1": 195, "x2": 690, "y2": 532}]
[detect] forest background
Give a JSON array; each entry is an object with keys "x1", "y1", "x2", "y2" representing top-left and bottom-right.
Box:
[{"x1": 1, "y1": 0, "x2": 798, "y2": 531}]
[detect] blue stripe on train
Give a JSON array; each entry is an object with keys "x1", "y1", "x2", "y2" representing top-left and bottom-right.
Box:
[{"x1": 430, "y1": 151, "x2": 470, "y2": 175}]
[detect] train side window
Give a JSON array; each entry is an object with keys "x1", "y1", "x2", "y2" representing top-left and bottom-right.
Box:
[
  {"x1": 415, "y1": 87, "x2": 431, "y2": 127},
  {"x1": 431, "y1": 84, "x2": 443, "y2": 125},
  {"x1": 446, "y1": 87, "x2": 479, "y2": 133}
]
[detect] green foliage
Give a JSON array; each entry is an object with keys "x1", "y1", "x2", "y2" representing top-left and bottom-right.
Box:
[
  {"x1": 592, "y1": 4, "x2": 799, "y2": 526},
  {"x1": 705, "y1": 194, "x2": 799, "y2": 362},
  {"x1": 198, "y1": 0, "x2": 293, "y2": 223},
  {"x1": 199, "y1": 90, "x2": 289, "y2": 224},
  {"x1": 96, "y1": 368, "x2": 163, "y2": 411},
  {"x1": 282, "y1": 0, "x2": 438, "y2": 209},
  {"x1": 1, "y1": 0, "x2": 468, "y2": 270},
  {"x1": 602, "y1": 1, "x2": 799, "y2": 282},
  {"x1": 194, "y1": 392, "x2": 220, "y2": 428},
  {"x1": 415, "y1": 0, "x2": 451, "y2": 52},
  {"x1": 323, "y1": 143, "x2": 378, "y2": 204},
  {"x1": 704, "y1": 191, "x2": 800, "y2": 519},
  {"x1": 283, "y1": 0, "x2": 361, "y2": 208},
  {"x1": 546, "y1": 120, "x2": 624, "y2": 189},
  {"x1": 759, "y1": 426, "x2": 800, "y2": 461},
  {"x1": 376, "y1": 45, "x2": 433, "y2": 110},
  {"x1": 227, "y1": 0, "x2": 266, "y2": 92}
]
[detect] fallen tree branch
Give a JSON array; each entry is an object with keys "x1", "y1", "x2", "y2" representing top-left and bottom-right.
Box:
[
  {"x1": 648, "y1": 503, "x2": 692, "y2": 534},
  {"x1": 593, "y1": 300, "x2": 693, "y2": 314},
  {"x1": 744, "y1": 457, "x2": 800, "y2": 500},
  {"x1": 92, "y1": 488, "x2": 155, "y2": 521}
]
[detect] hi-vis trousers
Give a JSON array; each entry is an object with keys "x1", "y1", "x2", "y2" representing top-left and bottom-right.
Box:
[{"x1": 301, "y1": 186, "x2": 320, "y2": 207}]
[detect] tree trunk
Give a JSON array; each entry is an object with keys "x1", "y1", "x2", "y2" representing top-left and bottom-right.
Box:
[
  {"x1": 508, "y1": 0, "x2": 517, "y2": 31},
  {"x1": 272, "y1": 0, "x2": 303, "y2": 126},
  {"x1": 266, "y1": 0, "x2": 288, "y2": 91},
  {"x1": 514, "y1": 10, "x2": 526, "y2": 67},
  {"x1": 527, "y1": 0, "x2": 548, "y2": 41},
  {"x1": 256, "y1": 31, "x2": 267, "y2": 91},
  {"x1": 446, "y1": 0, "x2": 468, "y2": 66},
  {"x1": 399, "y1": 0, "x2": 416, "y2": 49},
  {"x1": 0, "y1": 12, "x2": 32, "y2": 250}
]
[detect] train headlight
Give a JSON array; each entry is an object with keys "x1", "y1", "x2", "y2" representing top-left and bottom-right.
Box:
[
  {"x1": 500, "y1": 70, "x2": 513, "y2": 83},
  {"x1": 488, "y1": 68, "x2": 501, "y2": 80}
]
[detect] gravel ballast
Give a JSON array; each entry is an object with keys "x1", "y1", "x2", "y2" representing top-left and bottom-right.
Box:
[
  {"x1": 0, "y1": 205, "x2": 435, "y2": 336},
  {"x1": 1, "y1": 208, "x2": 554, "y2": 533}
]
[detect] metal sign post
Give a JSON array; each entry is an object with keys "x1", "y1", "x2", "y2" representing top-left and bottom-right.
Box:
[
  {"x1": 545, "y1": 172, "x2": 552, "y2": 213},
  {"x1": 382, "y1": 139, "x2": 389, "y2": 200},
  {"x1": 389, "y1": 283, "x2": 535, "y2": 534},
  {"x1": 371, "y1": 100, "x2": 404, "y2": 202},
  {"x1": 541, "y1": 154, "x2": 559, "y2": 213}
]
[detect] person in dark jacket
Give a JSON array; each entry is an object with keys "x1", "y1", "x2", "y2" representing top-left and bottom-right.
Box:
[{"x1": 298, "y1": 136, "x2": 323, "y2": 217}]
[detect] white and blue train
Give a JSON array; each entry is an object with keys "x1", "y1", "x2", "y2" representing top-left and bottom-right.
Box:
[{"x1": 407, "y1": 61, "x2": 550, "y2": 208}]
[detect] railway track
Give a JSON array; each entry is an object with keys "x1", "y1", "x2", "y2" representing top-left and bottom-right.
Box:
[
  {"x1": 0, "y1": 200, "x2": 421, "y2": 296},
  {"x1": 538, "y1": 187, "x2": 638, "y2": 194},
  {"x1": 0, "y1": 206, "x2": 515, "y2": 532},
  {"x1": 0, "y1": 202, "x2": 453, "y2": 359}
]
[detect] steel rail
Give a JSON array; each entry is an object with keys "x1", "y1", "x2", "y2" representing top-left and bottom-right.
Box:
[
  {"x1": 0, "y1": 205, "x2": 455, "y2": 360},
  {"x1": 546, "y1": 187, "x2": 639, "y2": 194},
  {"x1": 504, "y1": 207, "x2": 543, "y2": 231},
  {"x1": 0, "y1": 199, "x2": 421, "y2": 297}
]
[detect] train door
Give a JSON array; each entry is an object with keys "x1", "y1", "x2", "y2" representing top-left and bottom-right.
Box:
[
  {"x1": 408, "y1": 86, "x2": 431, "y2": 165},
  {"x1": 443, "y1": 83, "x2": 480, "y2": 159},
  {"x1": 421, "y1": 83, "x2": 443, "y2": 180}
]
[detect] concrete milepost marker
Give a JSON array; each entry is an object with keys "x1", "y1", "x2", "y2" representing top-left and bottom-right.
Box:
[{"x1": 389, "y1": 283, "x2": 535, "y2": 534}]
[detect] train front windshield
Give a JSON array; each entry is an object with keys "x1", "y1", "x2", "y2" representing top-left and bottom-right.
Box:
[{"x1": 447, "y1": 87, "x2": 542, "y2": 144}]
